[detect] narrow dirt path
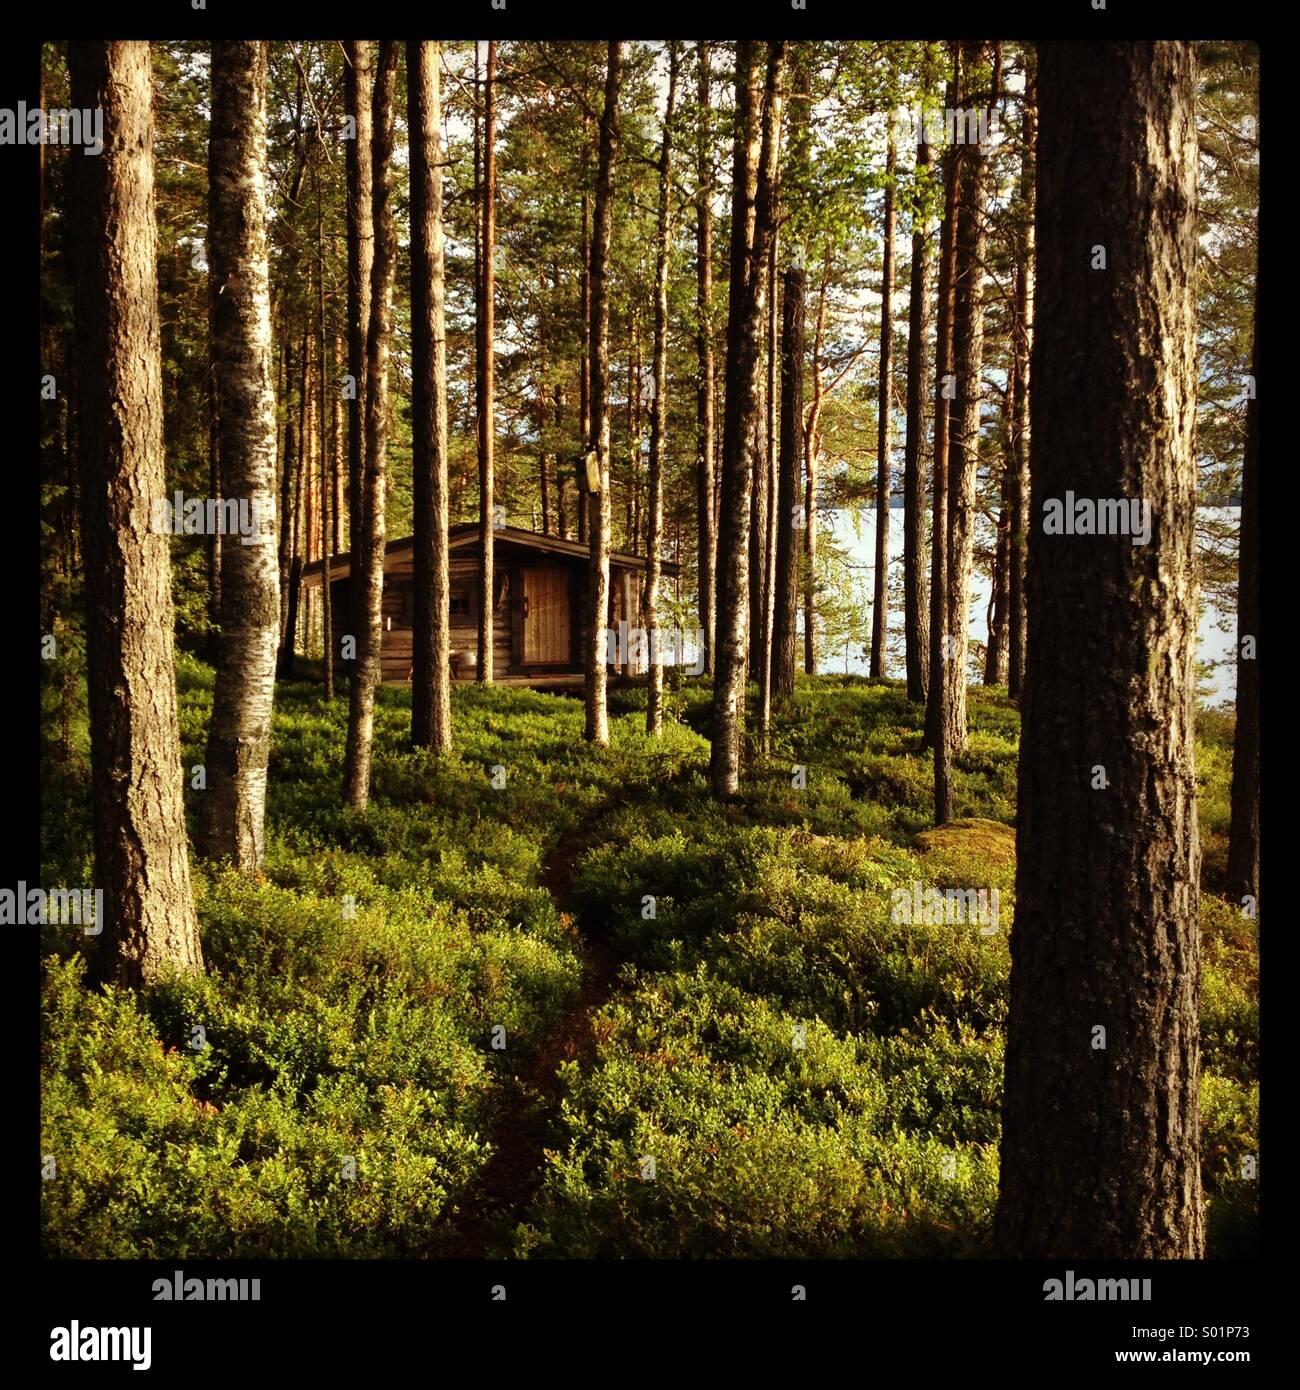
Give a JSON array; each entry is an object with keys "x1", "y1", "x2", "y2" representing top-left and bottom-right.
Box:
[{"x1": 438, "y1": 805, "x2": 624, "y2": 1258}]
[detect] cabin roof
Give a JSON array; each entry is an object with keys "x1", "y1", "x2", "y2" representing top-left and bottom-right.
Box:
[{"x1": 301, "y1": 523, "x2": 679, "y2": 585}]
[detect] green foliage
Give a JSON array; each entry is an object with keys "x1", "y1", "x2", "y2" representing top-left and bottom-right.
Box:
[{"x1": 41, "y1": 670, "x2": 1256, "y2": 1258}]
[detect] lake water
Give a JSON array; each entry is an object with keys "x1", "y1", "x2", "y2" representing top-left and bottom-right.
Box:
[{"x1": 817, "y1": 507, "x2": 1238, "y2": 707}]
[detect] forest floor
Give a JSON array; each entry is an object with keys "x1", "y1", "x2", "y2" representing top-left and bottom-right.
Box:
[{"x1": 39, "y1": 663, "x2": 1259, "y2": 1259}]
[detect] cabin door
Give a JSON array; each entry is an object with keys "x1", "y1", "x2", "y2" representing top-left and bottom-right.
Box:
[{"x1": 522, "y1": 566, "x2": 571, "y2": 664}]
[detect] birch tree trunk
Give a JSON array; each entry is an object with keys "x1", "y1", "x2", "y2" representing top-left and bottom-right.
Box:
[
  {"x1": 943, "y1": 39, "x2": 992, "y2": 755},
  {"x1": 199, "y1": 39, "x2": 280, "y2": 874},
  {"x1": 870, "y1": 129, "x2": 896, "y2": 679},
  {"x1": 903, "y1": 64, "x2": 933, "y2": 707},
  {"x1": 409, "y1": 40, "x2": 453, "y2": 755},
  {"x1": 645, "y1": 44, "x2": 679, "y2": 736}
]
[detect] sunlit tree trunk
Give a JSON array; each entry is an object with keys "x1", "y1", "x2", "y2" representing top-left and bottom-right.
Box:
[
  {"x1": 409, "y1": 40, "x2": 452, "y2": 756},
  {"x1": 583, "y1": 41, "x2": 625, "y2": 745},
  {"x1": 200, "y1": 39, "x2": 280, "y2": 873},
  {"x1": 343, "y1": 41, "x2": 399, "y2": 807},
  {"x1": 646, "y1": 44, "x2": 679, "y2": 736},
  {"x1": 870, "y1": 129, "x2": 896, "y2": 679},
  {"x1": 477, "y1": 41, "x2": 497, "y2": 682},
  {"x1": 69, "y1": 39, "x2": 204, "y2": 984},
  {"x1": 695, "y1": 41, "x2": 717, "y2": 677}
]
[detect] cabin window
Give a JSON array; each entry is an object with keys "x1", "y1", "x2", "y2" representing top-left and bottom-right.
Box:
[{"x1": 399, "y1": 583, "x2": 474, "y2": 623}]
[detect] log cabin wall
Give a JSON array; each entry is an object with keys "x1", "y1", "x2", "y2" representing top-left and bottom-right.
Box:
[
  {"x1": 326, "y1": 556, "x2": 511, "y2": 683},
  {"x1": 317, "y1": 536, "x2": 667, "y2": 683}
]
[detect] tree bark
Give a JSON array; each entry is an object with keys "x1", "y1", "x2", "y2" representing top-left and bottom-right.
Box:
[
  {"x1": 871, "y1": 129, "x2": 897, "y2": 678},
  {"x1": 712, "y1": 41, "x2": 785, "y2": 798},
  {"x1": 409, "y1": 41, "x2": 453, "y2": 756},
  {"x1": 749, "y1": 248, "x2": 771, "y2": 686},
  {"x1": 926, "y1": 49, "x2": 962, "y2": 824},
  {"x1": 1007, "y1": 50, "x2": 1036, "y2": 702},
  {"x1": 903, "y1": 56, "x2": 934, "y2": 707},
  {"x1": 996, "y1": 40, "x2": 1203, "y2": 1259},
  {"x1": 757, "y1": 230, "x2": 779, "y2": 750},
  {"x1": 1226, "y1": 271, "x2": 1259, "y2": 906},
  {"x1": 316, "y1": 155, "x2": 333, "y2": 700},
  {"x1": 985, "y1": 483, "x2": 1011, "y2": 684},
  {"x1": 716, "y1": 41, "x2": 761, "y2": 678},
  {"x1": 695, "y1": 42, "x2": 717, "y2": 678},
  {"x1": 645, "y1": 44, "x2": 679, "y2": 736},
  {"x1": 477, "y1": 41, "x2": 497, "y2": 682},
  {"x1": 200, "y1": 39, "x2": 281, "y2": 874},
  {"x1": 69, "y1": 39, "x2": 204, "y2": 985},
  {"x1": 803, "y1": 261, "x2": 829, "y2": 675},
  {"x1": 206, "y1": 334, "x2": 222, "y2": 665},
  {"x1": 579, "y1": 140, "x2": 591, "y2": 548},
  {"x1": 773, "y1": 249, "x2": 805, "y2": 702},
  {"x1": 343, "y1": 40, "x2": 372, "y2": 623},
  {"x1": 277, "y1": 334, "x2": 297, "y2": 653},
  {"x1": 539, "y1": 319, "x2": 553, "y2": 537},
  {"x1": 279, "y1": 326, "x2": 309, "y2": 677},
  {"x1": 343, "y1": 40, "x2": 399, "y2": 808},
  {"x1": 944, "y1": 39, "x2": 991, "y2": 754},
  {"x1": 583, "y1": 41, "x2": 625, "y2": 745}
]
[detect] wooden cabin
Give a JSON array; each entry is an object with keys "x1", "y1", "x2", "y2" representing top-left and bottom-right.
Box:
[{"x1": 299, "y1": 523, "x2": 678, "y2": 685}]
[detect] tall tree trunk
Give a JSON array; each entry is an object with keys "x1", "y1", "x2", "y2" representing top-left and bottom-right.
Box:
[
  {"x1": 996, "y1": 40, "x2": 1203, "y2": 1259},
  {"x1": 579, "y1": 141, "x2": 591, "y2": 548},
  {"x1": 206, "y1": 340, "x2": 222, "y2": 664},
  {"x1": 1007, "y1": 50, "x2": 1036, "y2": 701},
  {"x1": 772, "y1": 236, "x2": 805, "y2": 700},
  {"x1": 583, "y1": 41, "x2": 625, "y2": 745},
  {"x1": 539, "y1": 319, "x2": 553, "y2": 536},
  {"x1": 69, "y1": 40, "x2": 204, "y2": 985},
  {"x1": 757, "y1": 230, "x2": 779, "y2": 751},
  {"x1": 409, "y1": 40, "x2": 452, "y2": 756},
  {"x1": 279, "y1": 326, "x2": 309, "y2": 676},
  {"x1": 712, "y1": 41, "x2": 785, "y2": 798},
  {"x1": 871, "y1": 129, "x2": 897, "y2": 678},
  {"x1": 645, "y1": 45, "x2": 679, "y2": 736},
  {"x1": 1226, "y1": 272, "x2": 1259, "y2": 907},
  {"x1": 343, "y1": 41, "x2": 399, "y2": 808},
  {"x1": 985, "y1": 485, "x2": 1011, "y2": 684},
  {"x1": 695, "y1": 41, "x2": 717, "y2": 678},
  {"x1": 334, "y1": 334, "x2": 345, "y2": 553},
  {"x1": 803, "y1": 262, "x2": 829, "y2": 675},
  {"x1": 343, "y1": 40, "x2": 372, "y2": 615},
  {"x1": 200, "y1": 40, "x2": 280, "y2": 873},
  {"x1": 277, "y1": 334, "x2": 297, "y2": 651},
  {"x1": 316, "y1": 156, "x2": 333, "y2": 700},
  {"x1": 748, "y1": 248, "x2": 771, "y2": 686},
  {"x1": 943, "y1": 39, "x2": 992, "y2": 755},
  {"x1": 477, "y1": 41, "x2": 497, "y2": 682},
  {"x1": 553, "y1": 255, "x2": 569, "y2": 540},
  {"x1": 716, "y1": 41, "x2": 762, "y2": 677},
  {"x1": 628, "y1": 317, "x2": 641, "y2": 561},
  {"x1": 926, "y1": 48, "x2": 962, "y2": 825},
  {"x1": 903, "y1": 55, "x2": 934, "y2": 706}
]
